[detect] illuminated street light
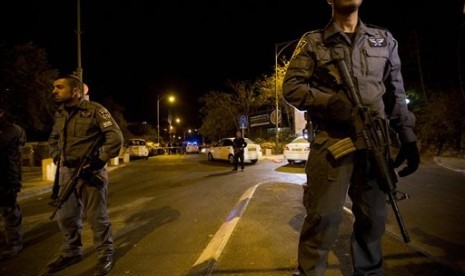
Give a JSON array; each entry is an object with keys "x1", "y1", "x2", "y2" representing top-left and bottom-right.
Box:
[{"x1": 157, "y1": 95, "x2": 175, "y2": 144}]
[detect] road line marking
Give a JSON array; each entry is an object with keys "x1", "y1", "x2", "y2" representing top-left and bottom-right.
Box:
[{"x1": 190, "y1": 182, "x2": 264, "y2": 274}]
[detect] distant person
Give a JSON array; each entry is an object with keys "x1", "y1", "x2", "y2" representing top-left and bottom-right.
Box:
[
  {"x1": 0, "y1": 103, "x2": 26, "y2": 260},
  {"x1": 47, "y1": 74, "x2": 123, "y2": 275},
  {"x1": 232, "y1": 131, "x2": 247, "y2": 172},
  {"x1": 282, "y1": 0, "x2": 420, "y2": 275}
]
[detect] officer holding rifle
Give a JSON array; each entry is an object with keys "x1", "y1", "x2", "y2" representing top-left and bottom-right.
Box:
[
  {"x1": 47, "y1": 74, "x2": 123, "y2": 275},
  {"x1": 282, "y1": 0, "x2": 420, "y2": 275}
]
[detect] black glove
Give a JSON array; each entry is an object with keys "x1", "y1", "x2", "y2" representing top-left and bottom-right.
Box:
[
  {"x1": 80, "y1": 157, "x2": 106, "y2": 188},
  {"x1": 327, "y1": 95, "x2": 352, "y2": 124},
  {"x1": 83, "y1": 157, "x2": 106, "y2": 172},
  {"x1": 393, "y1": 142, "x2": 420, "y2": 177},
  {"x1": 80, "y1": 170, "x2": 105, "y2": 189}
]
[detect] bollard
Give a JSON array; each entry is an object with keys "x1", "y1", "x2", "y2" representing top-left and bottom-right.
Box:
[
  {"x1": 109, "y1": 156, "x2": 119, "y2": 166},
  {"x1": 123, "y1": 153, "x2": 130, "y2": 163},
  {"x1": 42, "y1": 158, "x2": 56, "y2": 181}
]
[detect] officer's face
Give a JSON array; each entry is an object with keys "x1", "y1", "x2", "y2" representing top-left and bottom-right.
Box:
[
  {"x1": 52, "y1": 78, "x2": 81, "y2": 106},
  {"x1": 329, "y1": 0, "x2": 362, "y2": 13}
]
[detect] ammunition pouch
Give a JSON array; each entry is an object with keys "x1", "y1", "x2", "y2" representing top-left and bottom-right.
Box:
[{"x1": 327, "y1": 137, "x2": 356, "y2": 160}]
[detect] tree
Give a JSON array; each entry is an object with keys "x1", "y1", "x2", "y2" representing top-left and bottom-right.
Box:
[
  {"x1": 415, "y1": 88, "x2": 464, "y2": 155},
  {"x1": 0, "y1": 42, "x2": 58, "y2": 140},
  {"x1": 198, "y1": 91, "x2": 236, "y2": 142}
]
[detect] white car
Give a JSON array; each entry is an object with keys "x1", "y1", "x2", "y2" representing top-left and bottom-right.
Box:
[
  {"x1": 207, "y1": 137, "x2": 262, "y2": 164},
  {"x1": 283, "y1": 136, "x2": 310, "y2": 164},
  {"x1": 125, "y1": 138, "x2": 149, "y2": 159}
]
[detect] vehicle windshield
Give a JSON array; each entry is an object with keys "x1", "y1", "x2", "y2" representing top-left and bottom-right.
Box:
[{"x1": 128, "y1": 140, "x2": 146, "y2": 146}]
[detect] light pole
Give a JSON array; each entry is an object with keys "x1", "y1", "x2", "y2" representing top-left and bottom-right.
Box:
[
  {"x1": 275, "y1": 39, "x2": 299, "y2": 153},
  {"x1": 157, "y1": 95, "x2": 175, "y2": 145},
  {"x1": 76, "y1": 0, "x2": 83, "y2": 82}
]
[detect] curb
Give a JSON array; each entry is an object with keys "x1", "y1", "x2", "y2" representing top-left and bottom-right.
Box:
[{"x1": 18, "y1": 164, "x2": 126, "y2": 201}]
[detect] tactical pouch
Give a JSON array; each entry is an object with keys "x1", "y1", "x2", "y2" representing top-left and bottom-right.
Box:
[{"x1": 327, "y1": 137, "x2": 356, "y2": 160}]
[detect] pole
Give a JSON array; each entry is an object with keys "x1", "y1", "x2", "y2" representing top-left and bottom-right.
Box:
[
  {"x1": 157, "y1": 95, "x2": 160, "y2": 144},
  {"x1": 76, "y1": 0, "x2": 83, "y2": 82},
  {"x1": 274, "y1": 39, "x2": 299, "y2": 153},
  {"x1": 274, "y1": 43, "x2": 279, "y2": 154}
]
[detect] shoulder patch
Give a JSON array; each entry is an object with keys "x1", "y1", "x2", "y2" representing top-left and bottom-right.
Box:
[
  {"x1": 98, "y1": 108, "x2": 111, "y2": 120},
  {"x1": 368, "y1": 37, "x2": 387, "y2": 47}
]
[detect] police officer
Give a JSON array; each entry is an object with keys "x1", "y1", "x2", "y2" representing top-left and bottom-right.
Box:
[
  {"x1": 282, "y1": 0, "x2": 420, "y2": 275},
  {"x1": 232, "y1": 130, "x2": 247, "y2": 172},
  {"x1": 0, "y1": 104, "x2": 26, "y2": 260},
  {"x1": 47, "y1": 74, "x2": 123, "y2": 275}
]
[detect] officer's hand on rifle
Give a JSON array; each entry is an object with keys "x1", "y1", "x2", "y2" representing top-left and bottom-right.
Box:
[
  {"x1": 327, "y1": 95, "x2": 352, "y2": 124},
  {"x1": 81, "y1": 157, "x2": 106, "y2": 173},
  {"x1": 394, "y1": 142, "x2": 420, "y2": 177},
  {"x1": 81, "y1": 157, "x2": 106, "y2": 189}
]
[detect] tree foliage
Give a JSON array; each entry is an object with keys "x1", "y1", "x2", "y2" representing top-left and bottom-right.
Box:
[
  {"x1": 415, "y1": 88, "x2": 465, "y2": 155},
  {"x1": 0, "y1": 42, "x2": 58, "y2": 140}
]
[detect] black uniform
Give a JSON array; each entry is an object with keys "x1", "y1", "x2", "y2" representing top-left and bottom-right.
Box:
[{"x1": 232, "y1": 137, "x2": 247, "y2": 171}]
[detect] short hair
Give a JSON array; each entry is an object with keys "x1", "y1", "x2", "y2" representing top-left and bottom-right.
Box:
[{"x1": 55, "y1": 74, "x2": 84, "y2": 95}]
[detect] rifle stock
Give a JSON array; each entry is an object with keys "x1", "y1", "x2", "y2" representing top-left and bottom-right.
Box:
[
  {"x1": 335, "y1": 58, "x2": 411, "y2": 243},
  {"x1": 49, "y1": 137, "x2": 103, "y2": 220}
]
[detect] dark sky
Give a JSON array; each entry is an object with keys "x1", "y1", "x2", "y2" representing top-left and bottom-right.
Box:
[{"x1": 1, "y1": 0, "x2": 464, "y2": 128}]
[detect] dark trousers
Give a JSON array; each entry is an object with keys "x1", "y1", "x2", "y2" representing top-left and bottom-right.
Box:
[
  {"x1": 56, "y1": 167, "x2": 114, "y2": 259},
  {"x1": 233, "y1": 152, "x2": 244, "y2": 170},
  {"x1": 298, "y1": 136, "x2": 386, "y2": 276}
]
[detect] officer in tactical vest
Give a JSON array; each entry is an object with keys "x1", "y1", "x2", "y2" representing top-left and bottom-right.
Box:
[
  {"x1": 47, "y1": 74, "x2": 123, "y2": 275},
  {"x1": 283, "y1": 0, "x2": 420, "y2": 275}
]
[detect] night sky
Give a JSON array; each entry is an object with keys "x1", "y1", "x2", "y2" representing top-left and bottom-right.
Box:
[{"x1": 1, "y1": 0, "x2": 464, "y2": 128}]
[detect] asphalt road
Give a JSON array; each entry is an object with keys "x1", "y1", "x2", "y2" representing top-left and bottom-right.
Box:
[{"x1": 2, "y1": 153, "x2": 465, "y2": 275}]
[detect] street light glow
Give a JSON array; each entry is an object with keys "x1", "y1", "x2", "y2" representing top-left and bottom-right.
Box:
[{"x1": 157, "y1": 94, "x2": 175, "y2": 145}]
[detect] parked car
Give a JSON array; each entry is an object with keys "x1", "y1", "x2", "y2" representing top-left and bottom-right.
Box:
[
  {"x1": 283, "y1": 136, "x2": 310, "y2": 164},
  {"x1": 207, "y1": 137, "x2": 262, "y2": 164},
  {"x1": 125, "y1": 138, "x2": 149, "y2": 159}
]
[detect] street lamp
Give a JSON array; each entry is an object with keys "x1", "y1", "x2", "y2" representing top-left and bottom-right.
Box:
[
  {"x1": 275, "y1": 39, "x2": 299, "y2": 153},
  {"x1": 157, "y1": 95, "x2": 175, "y2": 145}
]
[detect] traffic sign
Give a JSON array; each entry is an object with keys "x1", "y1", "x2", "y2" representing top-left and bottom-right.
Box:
[{"x1": 239, "y1": 115, "x2": 248, "y2": 129}]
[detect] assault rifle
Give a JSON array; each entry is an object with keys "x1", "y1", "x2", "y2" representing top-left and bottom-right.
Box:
[
  {"x1": 49, "y1": 137, "x2": 103, "y2": 220},
  {"x1": 333, "y1": 58, "x2": 411, "y2": 243}
]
